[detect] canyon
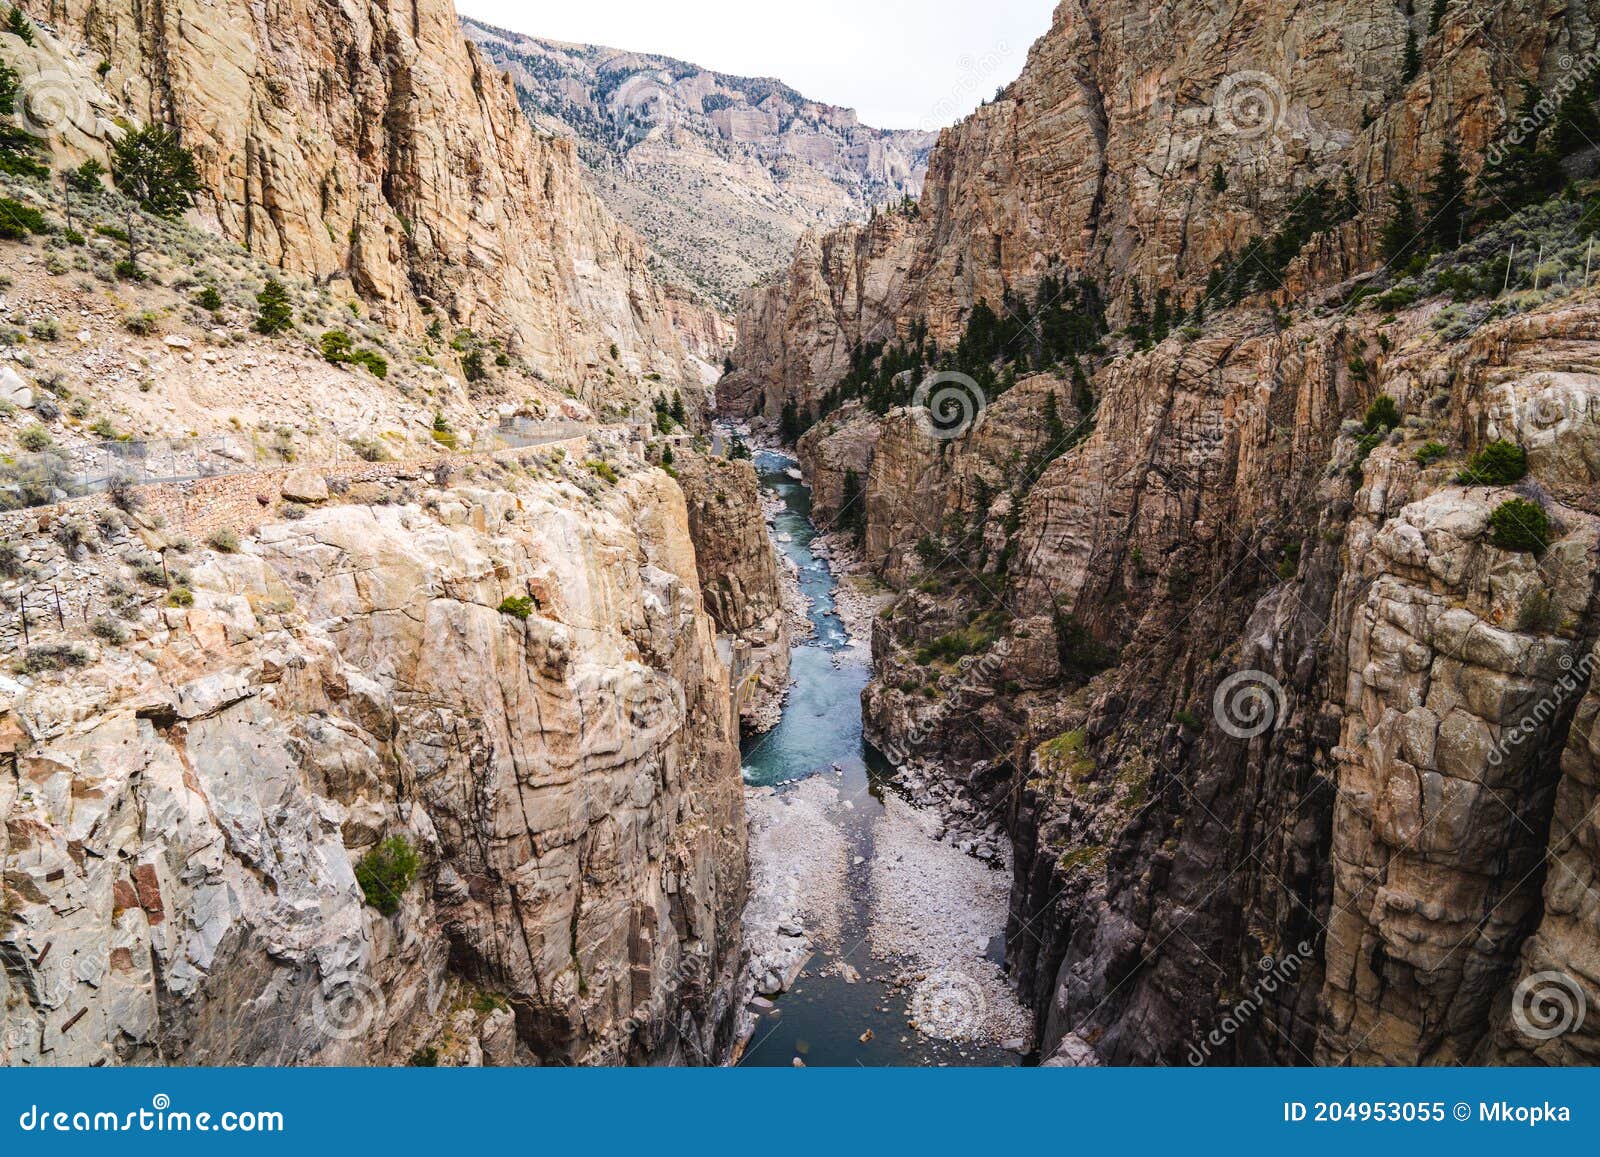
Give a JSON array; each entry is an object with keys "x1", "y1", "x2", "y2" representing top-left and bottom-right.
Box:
[{"x1": 4, "y1": 0, "x2": 1600, "y2": 1071}]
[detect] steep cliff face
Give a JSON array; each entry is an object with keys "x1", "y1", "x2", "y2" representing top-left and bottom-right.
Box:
[
  {"x1": 463, "y1": 18, "x2": 933, "y2": 313},
  {"x1": 744, "y1": 0, "x2": 1600, "y2": 1067},
  {"x1": 675, "y1": 453, "x2": 791, "y2": 732},
  {"x1": 725, "y1": 0, "x2": 1574, "y2": 418},
  {"x1": 0, "y1": 464, "x2": 747, "y2": 1066},
  {"x1": 21, "y1": 0, "x2": 698, "y2": 400}
]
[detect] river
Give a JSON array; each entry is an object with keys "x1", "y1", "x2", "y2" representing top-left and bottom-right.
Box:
[{"x1": 735, "y1": 448, "x2": 1026, "y2": 1067}]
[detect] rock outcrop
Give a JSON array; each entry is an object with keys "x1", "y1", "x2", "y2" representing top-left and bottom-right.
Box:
[
  {"x1": 674, "y1": 452, "x2": 790, "y2": 731},
  {"x1": 17, "y1": 0, "x2": 699, "y2": 400},
  {"x1": 731, "y1": 0, "x2": 1600, "y2": 1068},
  {"x1": 464, "y1": 18, "x2": 934, "y2": 312},
  {"x1": 0, "y1": 464, "x2": 747, "y2": 1066}
]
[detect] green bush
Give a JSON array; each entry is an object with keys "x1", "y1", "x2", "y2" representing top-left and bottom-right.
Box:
[
  {"x1": 1457, "y1": 440, "x2": 1527, "y2": 485},
  {"x1": 195, "y1": 285, "x2": 223, "y2": 311},
  {"x1": 355, "y1": 835, "x2": 421, "y2": 916},
  {"x1": 497, "y1": 595, "x2": 534, "y2": 619},
  {"x1": 348, "y1": 347, "x2": 387, "y2": 379},
  {"x1": 1363, "y1": 394, "x2": 1401, "y2": 432},
  {"x1": 319, "y1": 330, "x2": 354, "y2": 363},
  {"x1": 65, "y1": 159, "x2": 105, "y2": 195},
  {"x1": 0, "y1": 196, "x2": 49, "y2": 240},
  {"x1": 17, "y1": 423, "x2": 52, "y2": 451},
  {"x1": 587, "y1": 459, "x2": 619, "y2": 484},
  {"x1": 1488, "y1": 498, "x2": 1551, "y2": 554},
  {"x1": 1413, "y1": 441, "x2": 1449, "y2": 467},
  {"x1": 165, "y1": 585, "x2": 194, "y2": 607},
  {"x1": 19, "y1": 643, "x2": 89, "y2": 673},
  {"x1": 207, "y1": 527, "x2": 240, "y2": 553}
]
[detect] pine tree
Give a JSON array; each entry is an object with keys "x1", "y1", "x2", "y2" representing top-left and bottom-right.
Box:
[
  {"x1": 254, "y1": 278, "x2": 294, "y2": 335},
  {"x1": 111, "y1": 125, "x2": 202, "y2": 218},
  {"x1": 1401, "y1": 1, "x2": 1421, "y2": 83},
  {"x1": 1422, "y1": 141, "x2": 1469, "y2": 252},
  {"x1": 1338, "y1": 167, "x2": 1362, "y2": 221},
  {"x1": 0, "y1": 60, "x2": 44, "y2": 177},
  {"x1": 1480, "y1": 82, "x2": 1563, "y2": 218},
  {"x1": 1428, "y1": 0, "x2": 1448, "y2": 33},
  {"x1": 1210, "y1": 163, "x2": 1228, "y2": 193},
  {"x1": 1379, "y1": 183, "x2": 1420, "y2": 263},
  {"x1": 837, "y1": 469, "x2": 866, "y2": 541},
  {"x1": 5, "y1": 5, "x2": 33, "y2": 45},
  {"x1": 1551, "y1": 86, "x2": 1600, "y2": 159},
  {"x1": 670, "y1": 390, "x2": 686, "y2": 424}
]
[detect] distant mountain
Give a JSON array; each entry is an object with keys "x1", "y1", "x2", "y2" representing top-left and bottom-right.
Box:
[{"x1": 462, "y1": 18, "x2": 936, "y2": 312}]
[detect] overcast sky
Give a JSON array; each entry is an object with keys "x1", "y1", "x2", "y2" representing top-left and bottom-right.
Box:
[{"x1": 455, "y1": 0, "x2": 1058, "y2": 129}]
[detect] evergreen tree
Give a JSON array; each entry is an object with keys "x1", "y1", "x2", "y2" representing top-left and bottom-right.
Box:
[
  {"x1": 1428, "y1": 0, "x2": 1448, "y2": 33},
  {"x1": 254, "y1": 278, "x2": 294, "y2": 335},
  {"x1": 0, "y1": 60, "x2": 43, "y2": 177},
  {"x1": 837, "y1": 469, "x2": 866, "y2": 541},
  {"x1": 1210, "y1": 163, "x2": 1228, "y2": 193},
  {"x1": 1480, "y1": 82, "x2": 1564, "y2": 217},
  {"x1": 1551, "y1": 86, "x2": 1600, "y2": 158},
  {"x1": 5, "y1": 5, "x2": 33, "y2": 45},
  {"x1": 1042, "y1": 390, "x2": 1067, "y2": 446},
  {"x1": 1379, "y1": 183, "x2": 1420, "y2": 263},
  {"x1": 1401, "y1": 1, "x2": 1421, "y2": 83},
  {"x1": 1422, "y1": 141, "x2": 1469, "y2": 252},
  {"x1": 111, "y1": 125, "x2": 202, "y2": 218},
  {"x1": 1338, "y1": 167, "x2": 1362, "y2": 221},
  {"x1": 669, "y1": 390, "x2": 686, "y2": 424}
]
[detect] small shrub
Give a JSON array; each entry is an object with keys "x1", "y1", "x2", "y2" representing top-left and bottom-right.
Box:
[
  {"x1": 498, "y1": 595, "x2": 534, "y2": 620},
  {"x1": 355, "y1": 835, "x2": 421, "y2": 916},
  {"x1": 90, "y1": 615, "x2": 128, "y2": 644},
  {"x1": 349, "y1": 437, "x2": 389, "y2": 462},
  {"x1": 587, "y1": 460, "x2": 619, "y2": 484},
  {"x1": 319, "y1": 329, "x2": 354, "y2": 363},
  {"x1": 108, "y1": 472, "x2": 143, "y2": 512},
  {"x1": 348, "y1": 347, "x2": 387, "y2": 378},
  {"x1": 1174, "y1": 709, "x2": 1202, "y2": 729},
  {"x1": 207, "y1": 527, "x2": 240, "y2": 553},
  {"x1": 112, "y1": 259, "x2": 144, "y2": 282},
  {"x1": 408, "y1": 1047, "x2": 439, "y2": 1067},
  {"x1": 17, "y1": 424, "x2": 52, "y2": 451},
  {"x1": 89, "y1": 416, "x2": 118, "y2": 440},
  {"x1": 1413, "y1": 441, "x2": 1449, "y2": 467},
  {"x1": 165, "y1": 584, "x2": 194, "y2": 607},
  {"x1": 1488, "y1": 498, "x2": 1551, "y2": 555},
  {"x1": 124, "y1": 310, "x2": 160, "y2": 336},
  {"x1": 28, "y1": 318, "x2": 59, "y2": 342},
  {"x1": 1456, "y1": 440, "x2": 1527, "y2": 486},
  {"x1": 19, "y1": 643, "x2": 89, "y2": 673},
  {"x1": 280, "y1": 501, "x2": 307, "y2": 520},
  {"x1": 1364, "y1": 394, "x2": 1401, "y2": 432},
  {"x1": 195, "y1": 285, "x2": 223, "y2": 311},
  {"x1": 0, "y1": 197, "x2": 48, "y2": 240},
  {"x1": 1518, "y1": 589, "x2": 1563, "y2": 634}
]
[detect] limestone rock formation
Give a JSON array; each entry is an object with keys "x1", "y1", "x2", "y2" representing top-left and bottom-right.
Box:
[
  {"x1": 17, "y1": 0, "x2": 699, "y2": 401},
  {"x1": 464, "y1": 19, "x2": 934, "y2": 313},
  {"x1": 732, "y1": 0, "x2": 1600, "y2": 1069},
  {"x1": 674, "y1": 452, "x2": 790, "y2": 731},
  {"x1": 0, "y1": 466, "x2": 747, "y2": 1066}
]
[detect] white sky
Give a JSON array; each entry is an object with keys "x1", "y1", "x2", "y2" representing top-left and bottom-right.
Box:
[{"x1": 455, "y1": 0, "x2": 1058, "y2": 130}]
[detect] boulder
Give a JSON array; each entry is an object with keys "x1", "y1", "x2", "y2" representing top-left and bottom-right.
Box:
[{"x1": 280, "y1": 469, "x2": 329, "y2": 503}]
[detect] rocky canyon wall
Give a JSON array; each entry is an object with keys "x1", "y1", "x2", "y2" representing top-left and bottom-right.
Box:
[
  {"x1": 18, "y1": 0, "x2": 698, "y2": 400},
  {"x1": 735, "y1": 0, "x2": 1600, "y2": 1066},
  {"x1": 0, "y1": 461, "x2": 748, "y2": 1065}
]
